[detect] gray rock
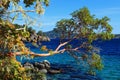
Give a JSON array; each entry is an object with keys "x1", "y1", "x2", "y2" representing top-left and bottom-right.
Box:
[
  {"x1": 23, "y1": 62, "x2": 34, "y2": 69},
  {"x1": 39, "y1": 63, "x2": 46, "y2": 69},
  {"x1": 37, "y1": 35, "x2": 42, "y2": 41},
  {"x1": 33, "y1": 67, "x2": 39, "y2": 72},
  {"x1": 43, "y1": 60, "x2": 50, "y2": 65},
  {"x1": 44, "y1": 63, "x2": 50, "y2": 69},
  {"x1": 34, "y1": 62, "x2": 45, "y2": 69},
  {"x1": 48, "y1": 69, "x2": 61, "y2": 74},
  {"x1": 43, "y1": 60, "x2": 51, "y2": 69},
  {"x1": 39, "y1": 69, "x2": 48, "y2": 74}
]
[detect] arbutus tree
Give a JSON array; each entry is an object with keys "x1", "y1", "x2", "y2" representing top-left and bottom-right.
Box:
[
  {"x1": 0, "y1": 0, "x2": 114, "y2": 79},
  {"x1": 16, "y1": 7, "x2": 114, "y2": 75},
  {"x1": 53, "y1": 7, "x2": 114, "y2": 75}
]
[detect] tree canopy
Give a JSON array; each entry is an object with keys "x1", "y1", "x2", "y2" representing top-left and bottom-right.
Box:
[
  {"x1": 0, "y1": 0, "x2": 114, "y2": 79},
  {"x1": 0, "y1": 0, "x2": 50, "y2": 54},
  {"x1": 54, "y1": 7, "x2": 114, "y2": 75},
  {"x1": 55, "y1": 7, "x2": 114, "y2": 41},
  {"x1": 0, "y1": 0, "x2": 50, "y2": 79}
]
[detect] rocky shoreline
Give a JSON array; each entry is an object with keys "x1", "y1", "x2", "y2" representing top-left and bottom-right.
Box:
[
  {"x1": 23, "y1": 60, "x2": 102, "y2": 80},
  {"x1": 23, "y1": 60, "x2": 62, "y2": 74},
  {"x1": 22, "y1": 33, "x2": 50, "y2": 43}
]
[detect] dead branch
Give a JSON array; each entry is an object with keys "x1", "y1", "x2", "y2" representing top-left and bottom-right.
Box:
[{"x1": 7, "y1": 10, "x2": 35, "y2": 13}]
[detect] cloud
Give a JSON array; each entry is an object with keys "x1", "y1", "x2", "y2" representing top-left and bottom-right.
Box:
[
  {"x1": 33, "y1": 15, "x2": 70, "y2": 31},
  {"x1": 32, "y1": 16, "x2": 70, "y2": 32}
]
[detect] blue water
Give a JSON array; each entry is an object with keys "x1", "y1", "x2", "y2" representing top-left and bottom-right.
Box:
[{"x1": 17, "y1": 39, "x2": 120, "y2": 80}]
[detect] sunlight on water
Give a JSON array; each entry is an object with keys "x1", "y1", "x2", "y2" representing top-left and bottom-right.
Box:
[
  {"x1": 101, "y1": 55, "x2": 120, "y2": 80},
  {"x1": 16, "y1": 39, "x2": 120, "y2": 80}
]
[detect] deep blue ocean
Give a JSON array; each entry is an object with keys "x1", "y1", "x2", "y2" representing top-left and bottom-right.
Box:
[{"x1": 17, "y1": 39, "x2": 120, "y2": 80}]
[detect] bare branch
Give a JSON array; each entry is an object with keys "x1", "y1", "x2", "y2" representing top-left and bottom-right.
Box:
[
  {"x1": 55, "y1": 41, "x2": 68, "y2": 52},
  {"x1": 14, "y1": 38, "x2": 85, "y2": 57},
  {"x1": 55, "y1": 39, "x2": 74, "y2": 52},
  {"x1": 15, "y1": 49, "x2": 66, "y2": 57},
  {"x1": 7, "y1": 10, "x2": 36, "y2": 13}
]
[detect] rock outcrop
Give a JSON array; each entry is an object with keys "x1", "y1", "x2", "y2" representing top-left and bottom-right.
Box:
[
  {"x1": 22, "y1": 32, "x2": 50, "y2": 44},
  {"x1": 29, "y1": 33, "x2": 50, "y2": 42},
  {"x1": 23, "y1": 60, "x2": 62, "y2": 74}
]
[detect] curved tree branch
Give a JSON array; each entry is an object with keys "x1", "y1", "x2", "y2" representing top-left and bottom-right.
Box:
[
  {"x1": 15, "y1": 49, "x2": 66, "y2": 57},
  {"x1": 55, "y1": 41, "x2": 69, "y2": 52},
  {"x1": 15, "y1": 39, "x2": 80, "y2": 57}
]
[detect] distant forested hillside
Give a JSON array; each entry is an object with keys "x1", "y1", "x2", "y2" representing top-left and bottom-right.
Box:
[
  {"x1": 115, "y1": 34, "x2": 120, "y2": 39},
  {"x1": 45, "y1": 30, "x2": 120, "y2": 39},
  {"x1": 44, "y1": 31, "x2": 60, "y2": 39}
]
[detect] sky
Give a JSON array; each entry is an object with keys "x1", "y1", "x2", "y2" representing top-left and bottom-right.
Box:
[{"x1": 16, "y1": 0, "x2": 120, "y2": 34}]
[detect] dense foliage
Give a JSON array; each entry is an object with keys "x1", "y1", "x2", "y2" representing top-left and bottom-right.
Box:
[
  {"x1": 0, "y1": 57, "x2": 29, "y2": 80},
  {"x1": 54, "y1": 7, "x2": 114, "y2": 75},
  {"x1": 0, "y1": 0, "x2": 114, "y2": 79},
  {"x1": 0, "y1": 19, "x2": 30, "y2": 54},
  {"x1": 0, "y1": 0, "x2": 49, "y2": 79},
  {"x1": 55, "y1": 7, "x2": 114, "y2": 41}
]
